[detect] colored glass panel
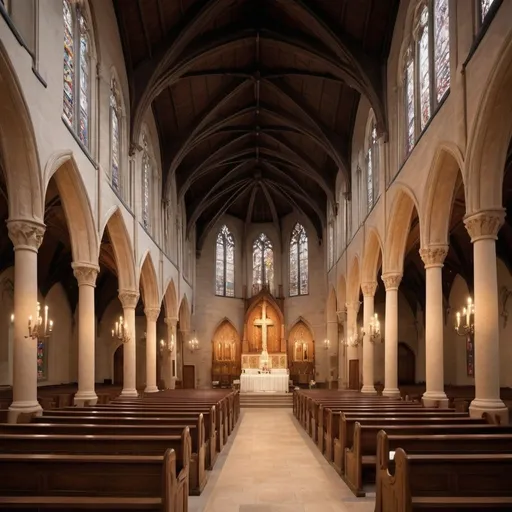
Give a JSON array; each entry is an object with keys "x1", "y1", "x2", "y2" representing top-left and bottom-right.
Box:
[
  {"x1": 405, "y1": 49, "x2": 415, "y2": 153},
  {"x1": 63, "y1": 0, "x2": 74, "y2": 125},
  {"x1": 418, "y1": 6, "x2": 431, "y2": 130},
  {"x1": 142, "y1": 135, "x2": 150, "y2": 230},
  {"x1": 110, "y1": 82, "x2": 120, "y2": 192},
  {"x1": 290, "y1": 222, "x2": 308, "y2": 296},
  {"x1": 253, "y1": 233, "x2": 274, "y2": 291},
  {"x1": 434, "y1": 0, "x2": 450, "y2": 103},
  {"x1": 367, "y1": 122, "x2": 378, "y2": 212},
  {"x1": 78, "y1": 17, "x2": 89, "y2": 147},
  {"x1": 37, "y1": 338, "x2": 47, "y2": 381},
  {"x1": 215, "y1": 225, "x2": 235, "y2": 297}
]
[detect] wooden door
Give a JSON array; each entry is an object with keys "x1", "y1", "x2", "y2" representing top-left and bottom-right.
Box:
[
  {"x1": 398, "y1": 342, "x2": 415, "y2": 385},
  {"x1": 348, "y1": 359, "x2": 359, "y2": 390},
  {"x1": 183, "y1": 365, "x2": 195, "y2": 389},
  {"x1": 113, "y1": 345, "x2": 123, "y2": 385}
]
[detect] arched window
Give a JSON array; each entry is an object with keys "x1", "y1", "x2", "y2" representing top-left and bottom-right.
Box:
[
  {"x1": 328, "y1": 220, "x2": 334, "y2": 270},
  {"x1": 141, "y1": 134, "x2": 151, "y2": 231},
  {"x1": 403, "y1": 0, "x2": 450, "y2": 155},
  {"x1": 366, "y1": 117, "x2": 379, "y2": 212},
  {"x1": 215, "y1": 225, "x2": 235, "y2": 297},
  {"x1": 63, "y1": 0, "x2": 91, "y2": 148},
  {"x1": 289, "y1": 223, "x2": 308, "y2": 296},
  {"x1": 252, "y1": 233, "x2": 274, "y2": 292},
  {"x1": 110, "y1": 78, "x2": 121, "y2": 193}
]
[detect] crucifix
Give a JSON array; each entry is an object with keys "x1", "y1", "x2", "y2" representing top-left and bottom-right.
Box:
[{"x1": 253, "y1": 299, "x2": 274, "y2": 353}]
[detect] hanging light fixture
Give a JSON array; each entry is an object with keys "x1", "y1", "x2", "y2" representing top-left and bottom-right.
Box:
[
  {"x1": 159, "y1": 334, "x2": 175, "y2": 355},
  {"x1": 112, "y1": 315, "x2": 130, "y2": 344},
  {"x1": 26, "y1": 302, "x2": 53, "y2": 340},
  {"x1": 188, "y1": 332, "x2": 199, "y2": 353}
]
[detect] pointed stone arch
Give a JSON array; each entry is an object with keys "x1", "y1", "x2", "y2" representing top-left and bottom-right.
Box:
[
  {"x1": 362, "y1": 227, "x2": 383, "y2": 284},
  {"x1": 139, "y1": 251, "x2": 160, "y2": 309},
  {"x1": 347, "y1": 256, "x2": 361, "y2": 302},
  {"x1": 327, "y1": 286, "x2": 337, "y2": 323},
  {"x1": 163, "y1": 277, "x2": 178, "y2": 319},
  {"x1": 337, "y1": 274, "x2": 347, "y2": 311},
  {"x1": 178, "y1": 294, "x2": 191, "y2": 332},
  {"x1": 43, "y1": 150, "x2": 99, "y2": 265}
]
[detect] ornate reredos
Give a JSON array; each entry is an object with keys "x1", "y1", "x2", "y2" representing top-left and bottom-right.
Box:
[{"x1": 288, "y1": 319, "x2": 315, "y2": 362}]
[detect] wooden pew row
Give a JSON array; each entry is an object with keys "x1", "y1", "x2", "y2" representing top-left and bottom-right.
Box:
[
  {"x1": 378, "y1": 450, "x2": 512, "y2": 511},
  {"x1": 344, "y1": 422, "x2": 512, "y2": 497},
  {"x1": 0, "y1": 450, "x2": 180, "y2": 511},
  {"x1": 35, "y1": 413, "x2": 214, "y2": 482},
  {"x1": 375, "y1": 430, "x2": 512, "y2": 512},
  {"x1": 333, "y1": 413, "x2": 485, "y2": 474}
]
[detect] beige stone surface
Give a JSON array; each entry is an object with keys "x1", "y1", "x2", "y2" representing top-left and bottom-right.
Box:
[{"x1": 190, "y1": 409, "x2": 375, "y2": 512}]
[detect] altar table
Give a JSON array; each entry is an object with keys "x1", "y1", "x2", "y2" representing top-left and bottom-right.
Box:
[{"x1": 240, "y1": 373, "x2": 289, "y2": 393}]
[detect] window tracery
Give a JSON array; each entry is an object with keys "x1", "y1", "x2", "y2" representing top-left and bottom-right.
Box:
[
  {"x1": 290, "y1": 223, "x2": 308, "y2": 296},
  {"x1": 110, "y1": 78, "x2": 121, "y2": 193},
  {"x1": 142, "y1": 134, "x2": 151, "y2": 231},
  {"x1": 215, "y1": 225, "x2": 235, "y2": 297},
  {"x1": 366, "y1": 117, "x2": 379, "y2": 212},
  {"x1": 252, "y1": 233, "x2": 274, "y2": 292}
]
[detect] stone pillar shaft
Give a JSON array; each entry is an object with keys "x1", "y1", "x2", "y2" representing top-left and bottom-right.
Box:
[
  {"x1": 345, "y1": 301, "x2": 360, "y2": 389},
  {"x1": 144, "y1": 308, "x2": 160, "y2": 393},
  {"x1": 420, "y1": 247, "x2": 448, "y2": 407},
  {"x1": 165, "y1": 317, "x2": 178, "y2": 389},
  {"x1": 7, "y1": 220, "x2": 45, "y2": 422},
  {"x1": 119, "y1": 290, "x2": 139, "y2": 397},
  {"x1": 72, "y1": 263, "x2": 99, "y2": 406},
  {"x1": 465, "y1": 210, "x2": 508, "y2": 422},
  {"x1": 361, "y1": 282, "x2": 377, "y2": 394},
  {"x1": 382, "y1": 273, "x2": 402, "y2": 398}
]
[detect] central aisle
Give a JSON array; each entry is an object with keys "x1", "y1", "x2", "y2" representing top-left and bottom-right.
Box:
[{"x1": 192, "y1": 409, "x2": 375, "y2": 512}]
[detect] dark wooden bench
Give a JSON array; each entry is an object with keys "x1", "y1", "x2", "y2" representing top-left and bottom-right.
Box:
[
  {"x1": 379, "y1": 450, "x2": 512, "y2": 511},
  {"x1": 0, "y1": 450, "x2": 180, "y2": 511}
]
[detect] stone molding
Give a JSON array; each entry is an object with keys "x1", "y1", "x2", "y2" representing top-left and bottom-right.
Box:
[
  {"x1": 419, "y1": 246, "x2": 448, "y2": 268},
  {"x1": 72, "y1": 263, "x2": 99, "y2": 287},
  {"x1": 345, "y1": 301, "x2": 361, "y2": 313},
  {"x1": 118, "y1": 290, "x2": 140, "y2": 309},
  {"x1": 7, "y1": 219, "x2": 45, "y2": 251},
  {"x1": 464, "y1": 209, "x2": 505, "y2": 242},
  {"x1": 144, "y1": 307, "x2": 160, "y2": 322},
  {"x1": 361, "y1": 281, "x2": 378, "y2": 297},
  {"x1": 382, "y1": 273, "x2": 402, "y2": 291}
]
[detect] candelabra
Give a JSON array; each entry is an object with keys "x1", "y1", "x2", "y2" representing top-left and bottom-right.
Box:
[
  {"x1": 323, "y1": 338, "x2": 330, "y2": 350},
  {"x1": 455, "y1": 297, "x2": 474, "y2": 336},
  {"x1": 343, "y1": 327, "x2": 364, "y2": 347},
  {"x1": 159, "y1": 334, "x2": 175, "y2": 355},
  {"x1": 367, "y1": 313, "x2": 381, "y2": 343},
  {"x1": 112, "y1": 315, "x2": 130, "y2": 344},
  {"x1": 188, "y1": 332, "x2": 199, "y2": 353},
  {"x1": 25, "y1": 302, "x2": 53, "y2": 340}
]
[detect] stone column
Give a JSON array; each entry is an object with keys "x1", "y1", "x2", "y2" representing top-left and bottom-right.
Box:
[
  {"x1": 72, "y1": 263, "x2": 99, "y2": 406},
  {"x1": 382, "y1": 273, "x2": 402, "y2": 398},
  {"x1": 361, "y1": 281, "x2": 378, "y2": 394},
  {"x1": 464, "y1": 210, "x2": 508, "y2": 422},
  {"x1": 336, "y1": 310, "x2": 345, "y2": 389},
  {"x1": 420, "y1": 246, "x2": 449, "y2": 407},
  {"x1": 144, "y1": 307, "x2": 160, "y2": 393},
  {"x1": 7, "y1": 220, "x2": 45, "y2": 422},
  {"x1": 346, "y1": 301, "x2": 360, "y2": 389},
  {"x1": 326, "y1": 317, "x2": 338, "y2": 386},
  {"x1": 118, "y1": 290, "x2": 139, "y2": 397},
  {"x1": 164, "y1": 317, "x2": 178, "y2": 389}
]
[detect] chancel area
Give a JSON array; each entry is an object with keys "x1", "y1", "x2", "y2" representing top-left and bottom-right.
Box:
[{"x1": 1, "y1": 0, "x2": 512, "y2": 510}]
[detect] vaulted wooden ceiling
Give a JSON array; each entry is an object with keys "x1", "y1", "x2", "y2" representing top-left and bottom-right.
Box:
[{"x1": 114, "y1": 0, "x2": 399, "y2": 248}]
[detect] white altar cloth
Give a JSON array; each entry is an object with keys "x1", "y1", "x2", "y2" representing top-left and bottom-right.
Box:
[{"x1": 240, "y1": 373, "x2": 289, "y2": 393}]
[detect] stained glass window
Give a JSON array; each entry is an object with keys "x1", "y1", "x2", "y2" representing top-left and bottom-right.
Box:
[
  {"x1": 405, "y1": 47, "x2": 415, "y2": 154},
  {"x1": 63, "y1": 1, "x2": 90, "y2": 147},
  {"x1": 366, "y1": 119, "x2": 379, "y2": 212},
  {"x1": 289, "y1": 223, "x2": 308, "y2": 296},
  {"x1": 110, "y1": 79, "x2": 121, "y2": 192},
  {"x1": 37, "y1": 338, "x2": 47, "y2": 381},
  {"x1": 480, "y1": 0, "x2": 496, "y2": 23},
  {"x1": 328, "y1": 221, "x2": 334, "y2": 269},
  {"x1": 142, "y1": 134, "x2": 151, "y2": 231},
  {"x1": 215, "y1": 225, "x2": 235, "y2": 297},
  {"x1": 252, "y1": 233, "x2": 274, "y2": 292},
  {"x1": 418, "y1": 6, "x2": 431, "y2": 130},
  {"x1": 434, "y1": 0, "x2": 450, "y2": 102}
]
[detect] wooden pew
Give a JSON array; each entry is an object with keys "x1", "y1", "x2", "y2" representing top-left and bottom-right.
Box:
[
  {"x1": 344, "y1": 422, "x2": 512, "y2": 497},
  {"x1": 379, "y1": 450, "x2": 512, "y2": 511},
  {"x1": 0, "y1": 450, "x2": 181, "y2": 511},
  {"x1": 376, "y1": 430, "x2": 512, "y2": 512}
]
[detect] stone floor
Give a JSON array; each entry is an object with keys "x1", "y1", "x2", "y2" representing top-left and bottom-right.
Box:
[{"x1": 190, "y1": 409, "x2": 375, "y2": 512}]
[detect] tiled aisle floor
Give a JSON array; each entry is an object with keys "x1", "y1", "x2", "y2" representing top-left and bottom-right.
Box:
[{"x1": 189, "y1": 408, "x2": 375, "y2": 512}]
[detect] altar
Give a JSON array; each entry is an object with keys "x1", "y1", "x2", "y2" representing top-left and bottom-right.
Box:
[{"x1": 240, "y1": 371, "x2": 289, "y2": 393}]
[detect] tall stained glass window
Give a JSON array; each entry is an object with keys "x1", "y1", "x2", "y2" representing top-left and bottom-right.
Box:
[
  {"x1": 215, "y1": 225, "x2": 235, "y2": 297},
  {"x1": 366, "y1": 118, "x2": 379, "y2": 212},
  {"x1": 328, "y1": 221, "x2": 334, "y2": 269},
  {"x1": 142, "y1": 134, "x2": 151, "y2": 231},
  {"x1": 289, "y1": 223, "x2": 308, "y2": 296},
  {"x1": 63, "y1": 0, "x2": 90, "y2": 147},
  {"x1": 110, "y1": 78, "x2": 121, "y2": 192},
  {"x1": 37, "y1": 338, "x2": 48, "y2": 381},
  {"x1": 252, "y1": 233, "x2": 274, "y2": 292},
  {"x1": 403, "y1": 0, "x2": 450, "y2": 157}
]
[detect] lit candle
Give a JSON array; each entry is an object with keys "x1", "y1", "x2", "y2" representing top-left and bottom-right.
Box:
[
  {"x1": 112, "y1": 329, "x2": 115, "y2": 337},
  {"x1": 44, "y1": 305, "x2": 48, "y2": 331},
  {"x1": 28, "y1": 316, "x2": 32, "y2": 328},
  {"x1": 115, "y1": 322, "x2": 118, "y2": 336},
  {"x1": 10, "y1": 314, "x2": 14, "y2": 324},
  {"x1": 466, "y1": 300, "x2": 470, "y2": 326},
  {"x1": 49, "y1": 320, "x2": 53, "y2": 332},
  {"x1": 456, "y1": 311, "x2": 461, "y2": 328}
]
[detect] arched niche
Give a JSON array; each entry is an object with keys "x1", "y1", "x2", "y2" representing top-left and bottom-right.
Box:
[
  {"x1": 288, "y1": 319, "x2": 315, "y2": 385},
  {"x1": 211, "y1": 319, "x2": 241, "y2": 386}
]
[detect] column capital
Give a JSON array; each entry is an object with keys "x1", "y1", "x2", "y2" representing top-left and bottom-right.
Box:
[
  {"x1": 144, "y1": 307, "x2": 160, "y2": 322},
  {"x1": 382, "y1": 273, "x2": 402, "y2": 291},
  {"x1": 419, "y1": 245, "x2": 448, "y2": 269},
  {"x1": 165, "y1": 316, "x2": 178, "y2": 328},
  {"x1": 7, "y1": 219, "x2": 45, "y2": 251},
  {"x1": 118, "y1": 290, "x2": 139, "y2": 309},
  {"x1": 361, "y1": 281, "x2": 378, "y2": 298},
  {"x1": 72, "y1": 262, "x2": 99, "y2": 286},
  {"x1": 345, "y1": 301, "x2": 361, "y2": 313},
  {"x1": 464, "y1": 209, "x2": 505, "y2": 242}
]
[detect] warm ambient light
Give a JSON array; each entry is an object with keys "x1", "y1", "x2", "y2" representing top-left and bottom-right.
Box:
[
  {"x1": 159, "y1": 334, "x2": 175, "y2": 354},
  {"x1": 455, "y1": 296, "x2": 474, "y2": 335},
  {"x1": 112, "y1": 315, "x2": 130, "y2": 344},
  {"x1": 26, "y1": 302, "x2": 53, "y2": 340}
]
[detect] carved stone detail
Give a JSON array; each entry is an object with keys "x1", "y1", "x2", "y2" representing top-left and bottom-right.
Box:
[
  {"x1": 72, "y1": 263, "x2": 99, "y2": 287},
  {"x1": 118, "y1": 290, "x2": 140, "y2": 309},
  {"x1": 345, "y1": 301, "x2": 361, "y2": 314},
  {"x1": 419, "y1": 246, "x2": 448, "y2": 268},
  {"x1": 7, "y1": 220, "x2": 45, "y2": 251},
  {"x1": 144, "y1": 307, "x2": 160, "y2": 322},
  {"x1": 464, "y1": 210, "x2": 505, "y2": 242},
  {"x1": 361, "y1": 281, "x2": 378, "y2": 297},
  {"x1": 165, "y1": 317, "x2": 178, "y2": 328},
  {"x1": 382, "y1": 273, "x2": 402, "y2": 291}
]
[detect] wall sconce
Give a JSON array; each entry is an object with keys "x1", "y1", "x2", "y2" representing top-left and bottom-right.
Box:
[{"x1": 112, "y1": 315, "x2": 130, "y2": 344}]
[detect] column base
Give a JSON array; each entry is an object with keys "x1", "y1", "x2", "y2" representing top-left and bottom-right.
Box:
[
  {"x1": 422, "y1": 391, "x2": 449, "y2": 408},
  {"x1": 8, "y1": 401, "x2": 43, "y2": 424},
  {"x1": 469, "y1": 398, "x2": 509, "y2": 424},
  {"x1": 361, "y1": 385, "x2": 377, "y2": 394},
  {"x1": 120, "y1": 388, "x2": 139, "y2": 398},
  {"x1": 144, "y1": 385, "x2": 159, "y2": 393},
  {"x1": 382, "y1": 387, "x2": 401, "y2": 398},
  {"x1": 74, "y1": 391, "x2": 98, "y2": 407}
]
